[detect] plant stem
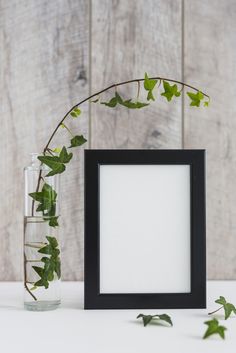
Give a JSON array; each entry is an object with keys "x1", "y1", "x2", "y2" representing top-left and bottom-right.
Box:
[
  {"x1": 208, "y1": 306, "x2": 223, "y2": 315},
  {"x1": 24, "y1": 253, "x2": 37, "y2": 301},
  {"x1": 43, "y1": 76, "x2": 209, "y2": 153}
]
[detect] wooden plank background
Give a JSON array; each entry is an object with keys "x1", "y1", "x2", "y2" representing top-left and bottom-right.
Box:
[{"x1": 0, "y1": 0, "x2": 235, "y2": 280}]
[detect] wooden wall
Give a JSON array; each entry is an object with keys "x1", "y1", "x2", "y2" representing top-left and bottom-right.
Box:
[{"x1": 0, "y1": 0, "x2": 235, "y2": 280}]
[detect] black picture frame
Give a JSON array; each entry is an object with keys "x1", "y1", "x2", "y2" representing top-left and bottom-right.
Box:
[{"x1": 84, "y1": 149, "x2": 206, "y2": 309}]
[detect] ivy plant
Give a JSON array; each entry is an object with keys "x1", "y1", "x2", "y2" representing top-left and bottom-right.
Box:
[
  {"x1": 24, "y1": 73, "x2": 209, "y2": 301},
  {"x1": 208, "y1": 296, "x2": 236, "y2": 320},
  {"x1": 137, "y1": 313, "x2": 173, "y2": 327},
  {"x1": 203, "y1": 318, "x2": 227, "y2": 340}
]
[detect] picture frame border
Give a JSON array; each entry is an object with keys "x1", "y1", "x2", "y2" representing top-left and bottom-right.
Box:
[{"x1": 84, "y1": 149, "x2": 206, "y2": 309}]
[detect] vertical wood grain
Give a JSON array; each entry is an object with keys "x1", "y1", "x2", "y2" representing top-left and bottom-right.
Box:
[
  {"x1": 0, "y1": 0, "x2": 89, "y2": 280},
  {"x1": 90, "y1": 0, "x2": 183, "y2": 150},
  {"x1": 184, "y1": 0, "x2": 236, "y2": 279}
]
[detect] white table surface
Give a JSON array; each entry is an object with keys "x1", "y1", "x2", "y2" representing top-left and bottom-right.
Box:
[{"x1": 0, "y1": 281, "x2": 236, "y2": 353}]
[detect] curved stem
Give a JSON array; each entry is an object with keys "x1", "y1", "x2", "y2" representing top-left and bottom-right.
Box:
[
  {"x1": 43, "y1": 76, "x2": 209, "y2": 152},
  {"x1": 208, "y1": 306, "x2": 223, "y2": 315},
  {"x1": 24, "y1": 253, "x2": 37, "y2": 301}
]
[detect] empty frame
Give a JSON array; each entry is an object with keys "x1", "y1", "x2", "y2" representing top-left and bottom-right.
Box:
[{"x1": 84, "y1": 150, "x2": 206, "y2": 309}]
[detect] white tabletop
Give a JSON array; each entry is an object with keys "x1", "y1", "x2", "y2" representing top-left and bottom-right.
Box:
[{"x1": 0, "y1": 281, "x2": 236, "y2": 353}]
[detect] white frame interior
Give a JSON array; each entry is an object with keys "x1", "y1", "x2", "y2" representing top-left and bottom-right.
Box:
[{"x1": 99, "y1": 164, "x2": 191, "y2": 294}]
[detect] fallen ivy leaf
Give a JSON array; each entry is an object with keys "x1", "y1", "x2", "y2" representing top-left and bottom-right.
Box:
[
  {"x1": 137, "y1": 313, "x2": 173, "y2": 327},
  {"x1": 210, "y1": 296, "x2": 236, "y2": 320},
  {"x1": 203, "y1": 318, "x2": 226, "y2": 339}
]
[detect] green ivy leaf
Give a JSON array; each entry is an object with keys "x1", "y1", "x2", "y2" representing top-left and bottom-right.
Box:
[
  {"x1": 101, "y1": 96, "x2": 118, "y2": 107},
  {"x1": 32, "y1": 266, "x2": 44, "y2": 278},
  {"x1": 70, "y1": 107, "x2": 81, "y2": 118},
  {"x1": 144, "y1": 72, "x2": 157, "y2": 101},
  {"x1": 46, "y1": 236, "x2": 58, "y2": 248},
  {"x1": 215, "y1": 296, "x2": 236, "y2": 320},
  {"x1": 34, "y1": 278, "x2": 49, "y2": 289},
  {"x1": 137, "y1": 313, "x2": 173, "y2": 327},
  {"x1": 120, "y1": 99, "x2": 149, "y2": 109},
  {"x1": 204, "y1": 101, "x2": 209, "y2": 107},
  {"x1": 38, "y1": 147, "x2": 73, "y2": 177},
  {"x1": 203, "y1": 319, "x2": 227, "y2": 339},
  {"x1": 59, "y1": 146, "x2": 73, "y2": 163},
  {"x1": 43, "y1": 216, "x2": 59, "y2": 227},
  {"x1": 33, "y1": 236, "x2": 61, "y2": 289},
  {"x1": 29, "y1": 183, "x2": 58, "y2": 224},
  {"x1": 69, "y1": 135, "x2": 87, "y2": 148},
  {"x1": 187, "y1": 91, "x2": 204, "y2": 107},
  {"x1": 161, "y1": 81, "x2": 181, "y2": 102},
  {"x1": 101, "y1": 92, "x2": 149, "y2": 109}
]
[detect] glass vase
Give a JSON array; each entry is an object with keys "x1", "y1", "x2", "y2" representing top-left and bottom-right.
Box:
[{"x1": 24, "y1": 153, "x2": 61, "y2": 311}]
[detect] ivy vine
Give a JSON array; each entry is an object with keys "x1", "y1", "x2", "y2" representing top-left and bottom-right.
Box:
[{"x1": 24, "y1": 73, "x2": 209, "y2": 301}]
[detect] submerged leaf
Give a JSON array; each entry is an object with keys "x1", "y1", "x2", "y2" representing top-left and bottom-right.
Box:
[{"x1": 32, "y1": 236, "x2": 61, "y2": 289}]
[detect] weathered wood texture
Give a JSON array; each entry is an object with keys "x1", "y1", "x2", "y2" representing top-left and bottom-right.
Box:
[
  {"x1": 1, "y1": 0, "x2": 236, "y2": 281},
  {"x1": 184, "y1": 0, "x2": 236, "y2": 279},
  {"x1": 0, "y1": 0, "x2": 89, "y2": 280},
  {"x1": 91, "y1": 0, "x2": 182, "y2": 150}
]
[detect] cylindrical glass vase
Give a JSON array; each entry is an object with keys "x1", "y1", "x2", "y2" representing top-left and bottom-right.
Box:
[{"x1": 24, "y1": 153, "x2": 61, "y2": 311}]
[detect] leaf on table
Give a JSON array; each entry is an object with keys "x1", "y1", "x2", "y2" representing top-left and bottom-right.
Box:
[
  {"x1": 215, "y1": 296, "x2": 236, "y2": 320},
  {"x1": 187, "y1": 91, "x2": 204, "y2": 107},
  {"x1": 137, "y1": 313, "x2": 173, "y2": 327},
  {"x1": 203, "y1": 318, "x2": 227, "y2": 339},
  {"x1": 161, "y1": 80, "x2": 181, "y2": 102},
  {"x1": 144, "y1": 72, "x2": 157, "y2": 101}
]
